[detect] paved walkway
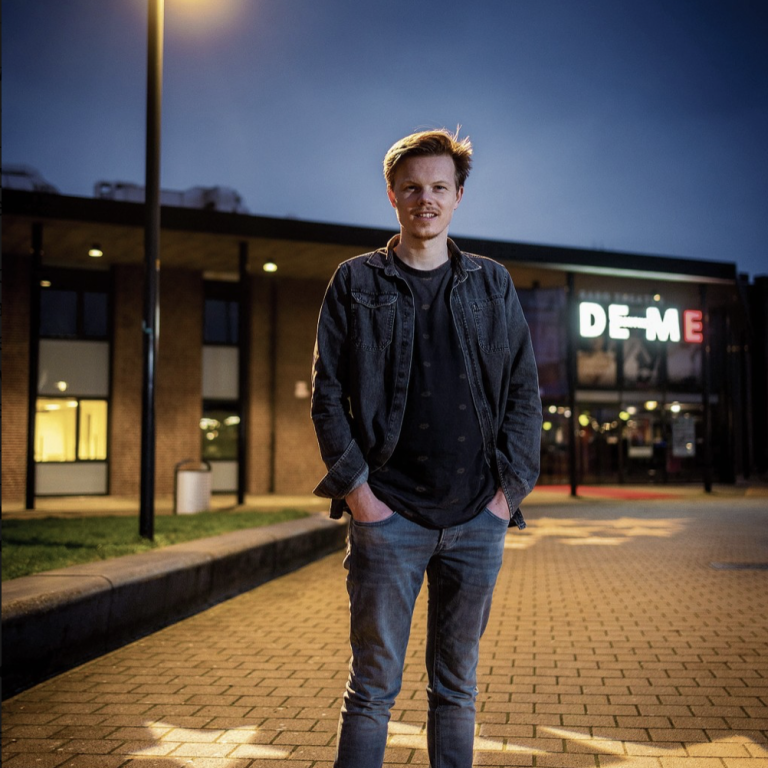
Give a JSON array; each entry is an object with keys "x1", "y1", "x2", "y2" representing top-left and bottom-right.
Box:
[
  {"x1": 3, "y1": 496, "x2": 767, "y2": 767},
  {"x1": 4, "y1": 482, "x2": 767, "y2": 519}
]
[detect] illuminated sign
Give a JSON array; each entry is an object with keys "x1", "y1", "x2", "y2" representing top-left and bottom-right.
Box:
[{"x1": 579, "y1": 302, "x2": 703, "y2": 343}]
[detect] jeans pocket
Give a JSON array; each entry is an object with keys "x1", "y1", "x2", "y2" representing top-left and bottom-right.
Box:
[
  {"x1": 482, "y1": 506, "x2": 511, "y2": 526},
  {"x1": 351, "y1": 510, "x2": 398, "y2": 528}
]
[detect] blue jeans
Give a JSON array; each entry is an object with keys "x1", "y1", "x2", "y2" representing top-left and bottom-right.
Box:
[{"x1": 334, "y1": 508, "x2": 509, "y2": 768}]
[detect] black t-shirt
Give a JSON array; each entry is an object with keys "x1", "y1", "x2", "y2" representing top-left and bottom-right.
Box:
[{"x1": 368, "y1": 255, "x2": 497, "y2": 528}]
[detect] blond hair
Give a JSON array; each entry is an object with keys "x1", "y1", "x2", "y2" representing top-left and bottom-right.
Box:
[{"x1": 383, "y1": 129, "x2": 473, "y2": 190}]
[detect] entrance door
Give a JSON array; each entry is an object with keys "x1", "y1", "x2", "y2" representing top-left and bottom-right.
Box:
[
  {"x1": 577, "y1": 404, "x2": 621, "y2": 484},
  {"x1": 622, "y1": 403, "x2": 665, "y2": 482}
]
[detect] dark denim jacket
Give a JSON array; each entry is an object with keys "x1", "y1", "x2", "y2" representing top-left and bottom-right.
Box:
[{"x1": 311, "y1": 237, "x2": 542, "y2": 529}]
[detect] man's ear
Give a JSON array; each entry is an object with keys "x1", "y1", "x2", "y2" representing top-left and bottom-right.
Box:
[
  {"x1": 454, "y1": 186, "x2": 464, "y2": 209},
  {"x1": 387, "y1": 187, "x2": 397, "y2": 208}
]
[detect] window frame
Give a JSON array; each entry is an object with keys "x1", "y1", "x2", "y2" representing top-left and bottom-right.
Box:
[
  {"x1": 203, "y1": 280, "x2": 240, "y2": 346},
  {"x1": 35, "y1": 396, "x2": 109, "y2": 464},
  {"x1": 39, "y1": 267, "x2": 111, "y2": 341}
]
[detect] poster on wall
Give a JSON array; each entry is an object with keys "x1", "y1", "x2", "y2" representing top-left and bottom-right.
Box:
[
  {"x1": 623, "y1": 336, "x2": 662, "y2": 388},
  {"x1": 672, "y1": 417, "x2": 696, "y2": 457},
  {"x1": 667, "y1": 342, "x2": 702, "y2": 389},
  {"x1": 577, "y1": 337, "x2": 617, "y2": 387},
  {"x1": 518, "y1": 288, "x2": 568, "y2": 397}
]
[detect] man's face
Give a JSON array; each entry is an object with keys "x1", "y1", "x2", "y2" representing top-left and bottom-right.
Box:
[{"x1": 387, "y1": 154, "x2": 463, "y2": 243}]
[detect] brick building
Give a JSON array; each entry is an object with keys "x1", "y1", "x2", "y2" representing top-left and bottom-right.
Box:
[{"x1": 2, "y1": 188, "x2": 765, "y2": 508}]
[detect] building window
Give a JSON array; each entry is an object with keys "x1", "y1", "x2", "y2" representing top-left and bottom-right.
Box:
[
  {"x1": 204, "y1": 282, "x2": 239, "y2": 345},
  {"x1": 35, "y1": 398, "x2": 108, "y2": 462},
  {"x1": 200, "y1": 405, "x2": 239, "y2": 461},
  {"x1": 40, "y1": 290, "x2": 78, "y2": 337},
  {"x1": 39, "y1": 268, "x2": 109, "y2": 340},
  {"x1": 518, "y1": 288, "x2": 568, "y2": 398}
]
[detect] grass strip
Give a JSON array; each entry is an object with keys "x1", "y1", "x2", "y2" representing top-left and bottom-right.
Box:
[{"x1": 2, "y1": 509, "x2": 309, "y2": 581}]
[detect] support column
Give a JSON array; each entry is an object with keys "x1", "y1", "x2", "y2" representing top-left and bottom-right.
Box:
[
  {"x1": 566, "y1": 272, "x2": 579, "y2": 497},
  {"x1": 268, "y1": 280, "x2": 278, "y2": 494},
  {"x1": 25, "y1": 223, "x2": 43, "y2": 510},
  {"x1": 237, "y1": 242, "x2": 250, "y2": 505},
  {"x1": 701, "y1": 285, "x2": 713, "y2": 493}
]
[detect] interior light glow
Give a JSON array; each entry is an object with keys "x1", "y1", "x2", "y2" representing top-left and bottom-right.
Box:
[
  {"x1": 542, "y1": 421, "x2": 553, "y2": 431},
  {"x1": 670, "y1": 402, "x2": 681, "y2": 413},
  {"x1": 40, "y1": 280, "x2": 52, "y2": 288},
  {"x1": 645, "y1": 400, "x2": 658, "y2": 411},
  {"x1": 619, "y1": 411, "x2": 630, "y2": 421},
  {"x1": 548, "y1": 405, "x2": 557, "y2": 414},
  {"x1": 88, "y1": 244, "x2": 103, "y2": 258},
  {"x1": 578, "y1": 414, "x2": 590, "y2": 427},
  {"x1": 263, "y1": 261, "x2": 278, "y2": 273},
  {"x1": 56, "y1": 381, "x2": 68, "y2": 392}
]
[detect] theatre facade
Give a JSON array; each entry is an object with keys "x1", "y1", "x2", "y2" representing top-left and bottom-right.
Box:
[{"x1": 3, "y1": 188, "x2": 765, "y2": 508}]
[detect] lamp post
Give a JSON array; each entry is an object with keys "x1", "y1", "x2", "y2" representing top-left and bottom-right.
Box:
[{"x1": 140, "y1": 0, "x2": 164, "y2": 540}]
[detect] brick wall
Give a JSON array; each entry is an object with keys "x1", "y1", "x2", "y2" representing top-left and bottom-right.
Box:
[
  {"x1": 155, "y1": 269, "x2": 203, "y2": 495},
  {"x1": 2, "y1": 255, "x2": 31, "y2": 505},
  {"x1": 247, "y1": 274, "x2": 272, "y2": 493},
  {"x1": 245, "y1": 275, "x2": 327, "y2": 495},
  {"x1": 110, "y1": 265, "x2": 143, "y2": 496},
  {"x1": 4, "y1": 256, "x2": 349, "y2": 503},
  {"x1": 110, "y1": 266, "x2": 203, "y2": 497},
  {"x1": 273, "y1": 278, "x2": 327, "y2": 494}
]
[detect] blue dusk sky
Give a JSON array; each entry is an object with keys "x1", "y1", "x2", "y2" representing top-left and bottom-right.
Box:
[{"x1": 3, "y1": 0, "x2": 768, "y2": 278}]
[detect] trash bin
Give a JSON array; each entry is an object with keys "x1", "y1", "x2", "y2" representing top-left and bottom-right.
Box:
[{"x1": 174, "y1": 459, "x2": 212, "y2": 514}]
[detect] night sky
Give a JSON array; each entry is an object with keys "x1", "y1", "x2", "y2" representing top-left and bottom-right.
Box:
[{"x1": 4, "y1": 0, "x2": 768, "y2": 278}]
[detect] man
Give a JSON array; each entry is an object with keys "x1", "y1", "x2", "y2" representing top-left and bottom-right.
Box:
[{"x1": 311, "y1": 129, "x2": 541, "y2": 767}]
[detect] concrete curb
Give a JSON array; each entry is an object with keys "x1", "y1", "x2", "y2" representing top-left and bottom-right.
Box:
[{"x1": 1, "y1": 514, "x2": 348, "y2": 698}]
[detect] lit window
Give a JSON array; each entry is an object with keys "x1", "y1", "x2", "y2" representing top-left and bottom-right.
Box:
[
  {"x1": 78, "y1": 400, "x2": 108, "y2": 460},
  {"x1": 35, "y1": 398, "x2": 108, "y2": 462},
  {"x1": 35, "y1": 399, "x2": 77, "y2": 462},
  {"x1": 200, "y1": 406, "x2": 239, "y2": 460}
]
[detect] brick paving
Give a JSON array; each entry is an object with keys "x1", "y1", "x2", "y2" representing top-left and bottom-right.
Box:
[{"x1": 3, "y1": 497, "x2": 767, "y2": 767}]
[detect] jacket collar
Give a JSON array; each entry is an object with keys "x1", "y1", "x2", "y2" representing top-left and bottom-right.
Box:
[{"x1": 366, "y1": 234, "x2": 481, "y2": 282}]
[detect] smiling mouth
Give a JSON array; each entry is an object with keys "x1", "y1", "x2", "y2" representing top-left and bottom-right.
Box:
[{"x1": 414, "y1": 211, "x2": 438, "y2": 219}]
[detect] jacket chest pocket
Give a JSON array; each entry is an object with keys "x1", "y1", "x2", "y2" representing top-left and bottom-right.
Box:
[
  {"x1": 471, "y1": 296, "x2": 509, "y2": 353},
  {"x1": 351, "y1": 291, "x2": 398, "y2": 350}
]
